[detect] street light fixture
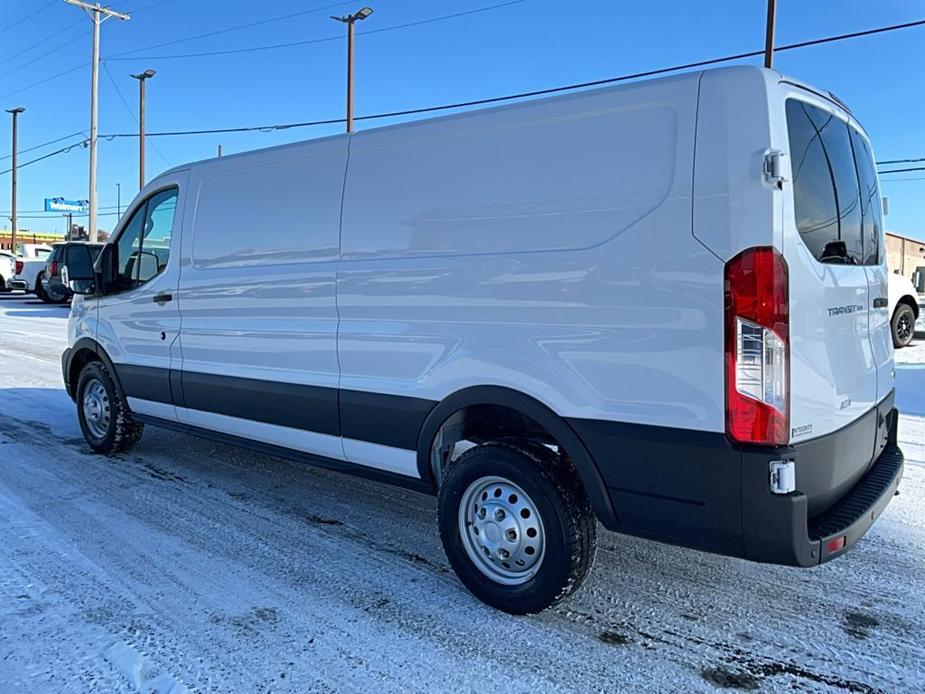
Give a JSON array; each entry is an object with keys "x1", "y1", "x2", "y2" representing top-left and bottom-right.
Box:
[
  {"x1": 6, "y1": 107, "x2": 25, "y2": 253},
  {"x1": 331, "y1": 7, "x2": 374, "y2": 133},
  {"x1": 130, "y1": 69, "x2": 156, "y2": 190}
]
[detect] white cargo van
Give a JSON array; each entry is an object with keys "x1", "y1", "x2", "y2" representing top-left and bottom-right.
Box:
[{"x1": 63, "y1": 66, "x2": 904, "y2": 614}]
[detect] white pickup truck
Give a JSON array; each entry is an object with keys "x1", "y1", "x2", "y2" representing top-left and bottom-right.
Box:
[
  {"x1": 0, "y1": 250, "x2": 16, "y2": 291},
  {"x1": 9, "y1": 243, "x2": 54, "y2": 298},
  {"x1": 889, "y1": 272, "x2": 921, "y2": 348}
]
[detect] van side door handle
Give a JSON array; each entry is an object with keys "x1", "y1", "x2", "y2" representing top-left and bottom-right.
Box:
[
  {"x1": 153, "y1": 292, "x2": 173, "y2": 305},
  {"x1": 873, "y1": 297, "x2": 888, "y2": 309}
]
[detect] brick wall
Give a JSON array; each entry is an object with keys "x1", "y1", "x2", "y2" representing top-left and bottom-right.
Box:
[{"x1": 886, "y1": 232, "x2": 925, "y2": 282}]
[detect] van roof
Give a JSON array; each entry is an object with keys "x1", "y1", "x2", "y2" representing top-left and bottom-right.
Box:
[{"x1": 153, "y1": 65, "x2": 827, "y2": 180}]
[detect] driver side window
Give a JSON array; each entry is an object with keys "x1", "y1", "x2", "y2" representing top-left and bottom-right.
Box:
[{"x1": 112, "y1": 187, "x2": 178, "y2": 293}]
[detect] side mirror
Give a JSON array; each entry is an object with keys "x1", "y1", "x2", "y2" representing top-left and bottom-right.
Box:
[
  {"x1": 64, "y1": 244, "x2": 102, "y2": 295},
  {"x1": 94, "y1": 244, "x2": 117, "y2": 295}
]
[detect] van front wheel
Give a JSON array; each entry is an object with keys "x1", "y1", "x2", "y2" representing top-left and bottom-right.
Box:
[
  {"x1": 76, "y1": 360, "x2": 144, "y2": 455},
  {"x1": 891, "y1": 303, "x2": 916, "y2": 348},
  {"x1": 438, "y1": 442, "x2": 596, "y2": 614}
]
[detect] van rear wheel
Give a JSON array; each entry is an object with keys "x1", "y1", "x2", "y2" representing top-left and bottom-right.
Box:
[
  {"x1": 76, "y1": 360, "x2": 144, "y2": 455},
  {"x1": 891, "y1": 303, "x2": 916, "y2": 348},
  {"x1": 438, "y1": 442, "x2": 596, "y2": 614}
]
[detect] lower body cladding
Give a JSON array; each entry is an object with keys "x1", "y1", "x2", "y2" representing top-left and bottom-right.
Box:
[
  {"x1": 570, "y1": 390, "x2": 903, "y2": 566},
  {"x1": 62, "y1": 347, "x2": 903, "y2": 567}
]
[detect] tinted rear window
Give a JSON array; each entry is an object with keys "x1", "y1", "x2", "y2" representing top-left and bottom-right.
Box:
[{"x1": 786, "y1": 99, "x2": 880, "y2": 265}]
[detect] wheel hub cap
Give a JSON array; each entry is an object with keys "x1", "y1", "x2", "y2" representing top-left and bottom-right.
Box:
[
  {"x1": 82, "y1": 379, "x2": 111, "y2": 439},
  {"x1": 458, "y1": 476, "x2": 545, "y2": 585}
]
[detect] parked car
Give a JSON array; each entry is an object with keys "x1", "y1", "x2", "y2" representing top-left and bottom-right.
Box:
[
  {"x1": 888, "y1": 272, "x2": 920, "y2": 348},
  {"x1": 9, "y1": 243, "x2": 54, "y2": 298},
  {"x1": 41, "y1": 242, "x2": 103, "y2": 304},
  {"x1": 61, "y1": 66, "x2": 903, "y2": 614},
  {"x1": 0, "y1": 250, "x2": 15, "y2": 292}
]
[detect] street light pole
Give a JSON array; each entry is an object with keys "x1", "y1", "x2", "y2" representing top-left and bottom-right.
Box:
[
  {"x1": 131, "y1": 69, "x2": 156, "y2": 190},
  {"x1": 6, "y1": 107, "x2": 24, "y2": 253},
  {"x1": 331, "y1": 7, "x2": 374, "y2": 133},
  {"x1": 764, "y1": 0, "x2": 777, "y2": 69},
  {"x1": 65, "y1": 0, "x2": 130, "y2": 243}
]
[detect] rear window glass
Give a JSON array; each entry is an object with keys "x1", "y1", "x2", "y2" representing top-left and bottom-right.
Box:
[{"x1": 786, "y1": 100, "x2": 880, "y2": 266}]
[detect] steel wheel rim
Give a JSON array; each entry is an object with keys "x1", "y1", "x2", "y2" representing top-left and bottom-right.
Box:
[
  {"x1": 898, "y1": 313, "x2": 913, "y2": 342},
  {"x1": 82, "y1": 379, "x2": 111, "y2": 440},
  {"x1": 458, "y1": 475, "x2": 546, "y2": 586}
]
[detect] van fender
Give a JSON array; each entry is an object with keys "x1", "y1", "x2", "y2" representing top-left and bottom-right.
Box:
[
  {"x1": 415, "y1": 385, "x2": 618, "y2": 528},
  {"x1": 64, "y1": 337, "x2": 125, "y2": 401}
]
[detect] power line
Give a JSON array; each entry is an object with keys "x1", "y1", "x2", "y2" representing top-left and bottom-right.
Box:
[
  {"x1": 0, "y1": 0, "x2": 57, "y2": 37},
  {"x1": 105, "y1": 0, "x2": 356, "y2": 59},
  {"x1": 878, "y1": 166, "x2": 925, "y2": 174},
  {"x1": 104, "y1": 0, "x2": 528, "y2": 61},
  {"x1": 877, "y1": 156, "x2": 925, "y2": 165},
  {"x1": 0, "y1": 19, "x2": 84, "y2": 69},
  {"x1": 95, "y1": 16, "x2": 925, "y2": 137},
  {"x1": 0, "y1": 131, "x2": 87, "y2": 163},
  {"x1": 0, "y1": 62, "x2": 88, "y2": 101},
  {"x1": 0, "y1": 30, "x2": 89, "y2": 81},
  {"x1": 0, "y1": 141, "x2": 88, "y2": 177},
  {"x1": 5, "y1": 17, "x2": 925, "y2": 171},
  {"x1": 101, "y1": 60, "x2": 173, "y2": 167}
]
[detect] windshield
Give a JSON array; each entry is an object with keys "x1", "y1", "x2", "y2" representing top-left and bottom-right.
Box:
[{"x1": 786, "y1": 99, "x2": 882, "y2": 266}]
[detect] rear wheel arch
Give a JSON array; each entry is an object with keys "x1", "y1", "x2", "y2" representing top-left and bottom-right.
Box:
[{"x1": 415, "y1": 385, "x2": 618, "y2": 528}]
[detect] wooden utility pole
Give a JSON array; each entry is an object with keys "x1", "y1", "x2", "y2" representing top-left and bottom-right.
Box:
[
  {"x1": 764, "y1": 0, "x2": 777, "y2": 69},
  {"x1": 64, "y1": 0, "x2": 130, "y2": 242},
  {"x1": 131, "y1": 70, "x2": 156, "y2": 190},
  {"x1": 331, "y1": 7, "x2": 374, "y2": 133},
  {"x1": 6, "y1": 107, "x2": 24, "y2": 253}
]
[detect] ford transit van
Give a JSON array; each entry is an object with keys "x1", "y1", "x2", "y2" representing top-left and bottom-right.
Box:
[{"x1": 62, "y1": 66, "x2": 904, "y2": 613}]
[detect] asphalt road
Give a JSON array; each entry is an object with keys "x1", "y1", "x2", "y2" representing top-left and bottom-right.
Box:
[{"x1": 1, "y1": 293, "x2": 923, "y2": 693}]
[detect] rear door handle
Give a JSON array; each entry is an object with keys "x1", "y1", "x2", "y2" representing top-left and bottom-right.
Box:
[
  {"x1": 873, "y1": 297, "x2": 888, "y2": 309},
  {"x1": 153, "y1": 292, "x2": 173, "y2": 305}
]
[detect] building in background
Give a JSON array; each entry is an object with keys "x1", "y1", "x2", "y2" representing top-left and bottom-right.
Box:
[
  {"x1": 0, "y1": 227, "x2": 108, "y2": 251},
  {"x1": 0, "y1": 229, "x2": 64, "y2": 251},
  {"x1": 886, "y1": 231, "x2": 925, "y2": 291}
]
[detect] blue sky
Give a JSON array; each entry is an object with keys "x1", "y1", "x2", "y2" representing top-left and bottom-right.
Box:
[{"x1": 1, "y1": 0, "x2": 923, "y2": 237}]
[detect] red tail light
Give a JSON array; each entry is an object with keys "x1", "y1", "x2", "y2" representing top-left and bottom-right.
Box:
[
  {"x1": 15, "y1": 259, "x2": 23, "y2": 274},
  {"x1": 50, "y1": 260, "x2": 59, "y2": 277},
  {"x1": 724, "y1": 247, "x2": 789, "y2": 446}
]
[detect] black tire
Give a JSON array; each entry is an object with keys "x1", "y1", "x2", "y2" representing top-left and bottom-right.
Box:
[
  {"x1": 438, "y1": 442, "x2": 596, "y2": 614},
  {"x1": 34, "y1": 273, "x2": 49, "y2": 302},
  {"x1": 891, "y1": 303, "x2": 916, "y2": 348},
  {"x1": 76, "y1": 360, "x2": 144, "y2": 455},
  {"x1": 43, "y1": 281, "x2": 70, "y2": 304}
]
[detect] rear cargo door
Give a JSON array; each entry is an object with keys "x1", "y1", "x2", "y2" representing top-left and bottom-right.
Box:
[
  {"x1": 849, "y1": 124, "x2": 893, "y2": 403},
  {"x1": 783, "y1": 96, "x2": 878, "y2": 442}
]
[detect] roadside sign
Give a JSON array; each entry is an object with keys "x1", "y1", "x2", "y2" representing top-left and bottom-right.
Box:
[{"x1": 44, "y1": 198, "x2": 88, "y2": 213}]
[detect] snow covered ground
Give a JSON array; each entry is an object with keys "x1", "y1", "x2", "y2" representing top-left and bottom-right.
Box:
[{"x1": 0, "y1": 292, "x2": 923, "y2": 693}]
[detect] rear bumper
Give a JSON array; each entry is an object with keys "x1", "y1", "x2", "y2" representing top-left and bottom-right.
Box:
[
  {"x1": 10, "y1": 279, "x2": 29, "y2": 291},
  {"x1": 740, "y1": 421, "x2": 902, "y2": 566},
  {"x1": 569, "y1": 392, "x2": 904, "y2": 566}
]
